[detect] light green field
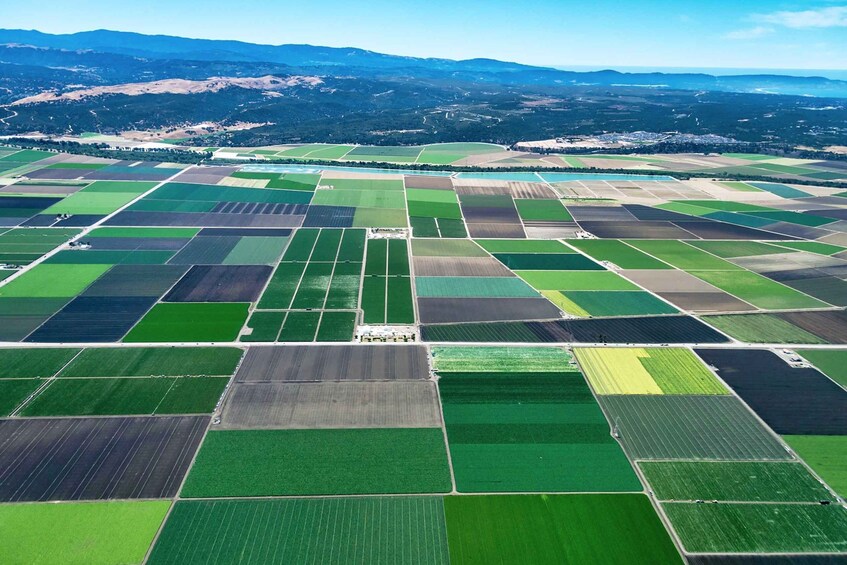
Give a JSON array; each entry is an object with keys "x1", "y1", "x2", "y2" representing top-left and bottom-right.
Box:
[
  {"x1": 515, "y1": 199, "x2": 573, "y2": 222},
  {"x1": 0, "y1": 264, "x2": 110, "y2": 298},
  {"x1": 311, "y1": 188, "x2": 406, "y2": 209},
  {"x1": 626, "y1": 240, "x2": 741, "y2": 270},
  {"x1": 431, "y1": 345, "x2": 575, "y2": 372},
  {"x1": 784, "y1": 435, "x2": 847, "y2": 497},
  {"x1": 575, "y1": 347, "x2": 727, "y2": 395},
  {"x1": 0, "y1": 500, "x2": 170, "y2": 565},
  {"x1": 353, "y1": 207, "x2": 408, "y2": 227},
  {"x1": 773, "y1": 240, "x2": 846, "y2": 256},
  {"x1": 411, "y1": 239, "x2": 488, "y2": 257},
  {"x1": 686, "y1": 240, "x2": 787, "y2": 258},
  {"x1": 566, "y1": 239, "x2": 671, "y2": 269},
  {"x1": 44, "y1": 182, "x2": 156, "y2": 215},
  {"x1": 516, "y1": 270, "x2": 639, "y2": 291},
  {"x1": 690, "y1": 270, "x2": 830, "y2": 310}
]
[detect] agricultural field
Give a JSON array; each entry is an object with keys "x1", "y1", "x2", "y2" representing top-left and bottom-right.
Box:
[
  {"x1": 445, "y1": 494, "x2": 682, "y2": 564},
  {"x1": 0, "y1": 501, "x2": 170, "y2": 565},
  {"x1": 575, "y1": 347, "x2": 728, "y2": 395},
  {"x1": 436, "y1": 346, "x2": 640, "y2": 492},
  {"x1": 0, "y1": 146, "x2": 846, "y2": 562}
]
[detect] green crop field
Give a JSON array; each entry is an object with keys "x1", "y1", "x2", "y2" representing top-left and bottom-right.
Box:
[
  {"x1": 3, "y1": 146, "x2": 847, "y2": 562},
  {"x1": 598, "y1": 395, "x2": 790, "y2": 460},
  {"x1": 663, "y1": 502, "x2": 847, "y2": 553},
  {"x1": 560, "y1": 291, "x2": 678, "y2": 316},
  {"x1": 704, "y1": 314, "x2": 825, "y2": 343},
  {"x1": 445, "y1": 494, "x2": 682, "y2": 564},
  {"x1": 43, "y1": 181, "x2": 156, "y2": 215},
  {"x1": 689, "y1": 270, "x2": 830, "y2": 310},
  {"x1": 440, "y1": 371, "x2": 641, "y2": 492},
  {"x1": 0, "y1": 264, "x2": 110, "y2": 298},
  {"x1": 0, "y1": 378, "x2": 42, "y2": 415},
  {"x1": 515, "y1": 199, "x2": 573, "y2": 221},
  {"x1": 181, "y1": 428, "x2": 451, "y2": 497},
  {"x1": 493, "y1": 253, "x2": 603, "y2": 271},
  {"x1": 0, "y1": 500, "x2": 170, "y2": 565},
  {"x1": 0, "y1": 347, "x2": 79, "y2": 377},
  {"x1": 149, "y1": 497, "x2": 449, "y2": 565},
  {"x1": 516, "y1": 270, "x2": 639, "y2": 291},
  {"x1": 124, "y1": 303, "x2": 250, "y2": 342},
  {"x1": 476, "y1": 239, "x2": 573, "y2": 253},
  {"x1": 639, "y1": 461, "x2": 834, "y2": 502},
  {"x1": 431, "y1": 346, "x2": 575, "y2": 372},
  {"x1": 626, "y1": 240, "x2": 742, "y2": 270},
  {"x1": 566, "y1": 239, "x2": 671, "y2": 269},
  {"x1": 686, "y1": 240, "x2": 787, "y2": 258},
  {"x1": 772, "y1": 240, "x2": 846, "y2": 255},
  {"x1": 784, "y1": 435, "x2": 847, "y2": 498},
  {"x1": 20, "y1": 376, "x2": 230, "y2": 416},
  {"x1": 58, "y1": 347, "x2": 242, "y2": 377}
]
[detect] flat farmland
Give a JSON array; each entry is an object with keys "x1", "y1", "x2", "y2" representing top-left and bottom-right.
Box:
[
  {"x1": 0, "y1": 378, "x2": 42, "y2": 415},
  {"x1": 0, "y1": 500, "x2": 170, "y2": 565},
  {"x1": 181, "y1": 428, "x2": 451, "y2": 497},
  {"x1": 57, "y1": 346, "x2": 243, "y2": 377},
  {"x1": 690, "y1": 270, "x2": 830, "y2": 310},
  {"x1": 19, "y1": 376, "x2": 230, "y2": 416},
  {"x1": 439, "y1": 370, "x2": 641, "y2": 492},
  {"x1": 362, "y1": 238, "x2": 414, "y2": 324},
  {"x1": 0, "y1": 416, "x2": 208, "y2": 501},
  {"x1": 598, "y1": 395, "x2": 790, "y2": 460},
  {"x1": 664, "y1": 503, "x2": 847, "y2": 553},
  {"x1": 566, "y1": 239, "x2": 672, "y2": 269},
  {"x1": 639, "y1": 461, "x2": 834, "y2": 502},
  {"x1": 576, "y1": 347, "x2": 727, "y2": 395},
  {"x1": 219, "y1": 381, "x2": 441, "y2": 429},
  {"x1": 695, "y1": 348, "x2": 847, "y2": 435},
  {"x1": 703, "y1": 313, "x2": 826, "y2": 343},
  {"x1": 0, "y1": 347, "x2": 79, "y2": 377},
  {"x1": 123, "y1": 302, "x2": 250, "y2": 342},
  {"x1": 445, "y1": 494, "x2": 682, "y2": 564},
  {"x1": 3, "y1": 150, "x2": 847, "y2": 561},
  {"x1": 234, "y1": 345, "x2": 429, "y2": 381},
  {"x1": 784, "y1": 435, "x2": 847, "y2": 497},
  {"x1": 148, "y1": 497, "x2": 448, "y2": 565},
  {"x1": 431, "y1": 345, "x2": 574, "y2": 372}
]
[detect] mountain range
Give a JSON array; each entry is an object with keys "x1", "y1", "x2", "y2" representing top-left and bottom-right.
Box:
[
  {"x1": 2, "y1": 29, "x2": 847, "y2": 98},
  {"x1": 0, "y1": 29, "x2": 845, "y2": 149}
]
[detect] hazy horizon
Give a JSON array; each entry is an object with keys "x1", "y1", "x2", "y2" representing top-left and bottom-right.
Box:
[{"x1": 2, "y1": 0, "x2": 846, "y2": 71}]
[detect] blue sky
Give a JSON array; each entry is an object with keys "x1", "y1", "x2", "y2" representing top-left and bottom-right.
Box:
[{"x1": 4, "y1": 0, "x2": 846, "y2": 71}]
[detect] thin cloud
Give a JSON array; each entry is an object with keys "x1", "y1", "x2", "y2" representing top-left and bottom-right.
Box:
[
  {"x1": 757, "y1": 5, "x2": 847, "y2": 28},
  {"x1": 724, "y1": 26, "x2": 774, "y2": 40}
]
